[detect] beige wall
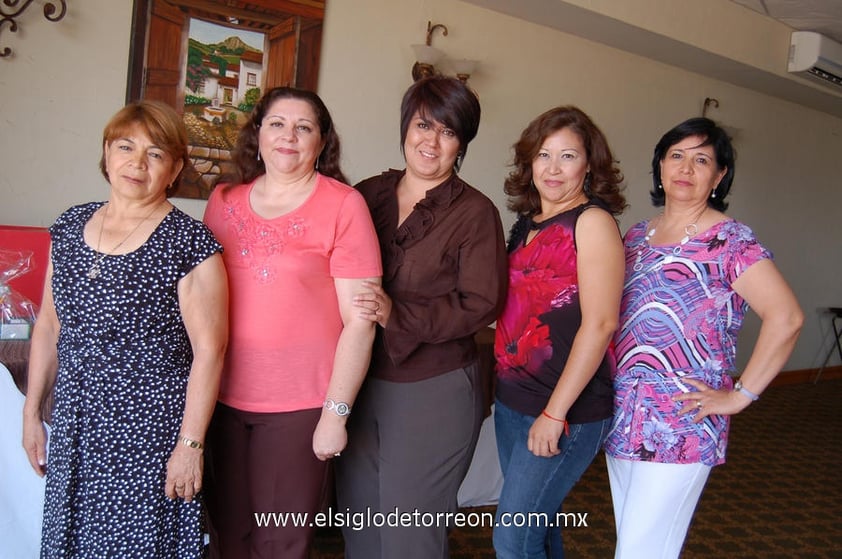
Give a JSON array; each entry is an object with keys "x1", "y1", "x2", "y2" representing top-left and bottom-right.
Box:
[{"x1": 1, "y1": 0, "x2": 840, "y2": 372}]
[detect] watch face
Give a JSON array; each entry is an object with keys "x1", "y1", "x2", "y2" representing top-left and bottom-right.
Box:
[{"x1": 335, "y1": 402, "x2": 351, "y2": 416}]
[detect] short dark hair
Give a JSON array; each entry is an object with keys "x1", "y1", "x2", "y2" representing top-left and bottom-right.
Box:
[
  {"x1": 504, "y1": 106, "x2": 626, "y2": 216},
  {"x1": 99, "y1": 100, "x2": 189, "y2": 187},
  {"x1": 399, "y1": 76, "x2": 481, "y2": 172},
  {"x1": 650, "y1": 117, "x2": 735, "y2": 212},
  {"x1": 230, "y1": 87, "x2": 347, "y2": 185}
]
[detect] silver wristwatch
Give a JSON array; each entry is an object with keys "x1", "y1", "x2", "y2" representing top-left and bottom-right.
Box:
[
  {"x1": 734, "y1": 380, "x2": 760, "y2": 401},
  {"x1": 324, "y1": 398, "x2": 351, "y2": 416}
]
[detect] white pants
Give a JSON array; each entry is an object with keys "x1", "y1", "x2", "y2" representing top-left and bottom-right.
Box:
[{"x1": 607, "y1": 455, "x2": 711, "y2": 559}]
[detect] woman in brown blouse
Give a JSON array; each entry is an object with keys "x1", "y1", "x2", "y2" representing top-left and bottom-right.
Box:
[{"x1": 335, "y1": 76, "x2": 508, "y2": 559}]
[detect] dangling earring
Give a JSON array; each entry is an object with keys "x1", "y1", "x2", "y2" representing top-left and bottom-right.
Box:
[
  {"x1": 711, "y1": 190, "x2": 716, "y2": 198},
  {"x1": 316, "y1": 148, "x2": 325, "y2": 171},
  {"x1": 257, "y1": 151, "x2": 261, "y2": 162},
  {"x1": 583, "y1": 171, "x2": 593, "y2": 196}
]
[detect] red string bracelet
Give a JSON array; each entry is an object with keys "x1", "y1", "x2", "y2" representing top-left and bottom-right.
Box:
[{"x1": 541, "y1": 409, "x2": 570, "y2": 436}]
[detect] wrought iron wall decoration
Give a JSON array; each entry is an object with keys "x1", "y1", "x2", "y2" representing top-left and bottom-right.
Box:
[
  {"x1": 0, "y1": 0, "x2": 68, "y2": 58},
  {"x1": 702, "y1": 97, "x2": 720, "y2": 118}
]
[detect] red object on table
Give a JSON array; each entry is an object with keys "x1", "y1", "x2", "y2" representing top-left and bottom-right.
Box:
[{"x1": 1, "y1": 225, "x2": 51, "y2": 307}]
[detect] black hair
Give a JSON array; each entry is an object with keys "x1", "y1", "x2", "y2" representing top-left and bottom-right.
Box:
[
  {"x1": 650, "y1": 117, "x2": 735, "y2": 212},
  {"x1": 399, "y1": 76, "x2": 481, "y2": 172}
]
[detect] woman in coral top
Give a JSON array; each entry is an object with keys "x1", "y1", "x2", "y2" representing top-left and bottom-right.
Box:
[{"x1": 202, "y1": 87, "x2": 382, "y2": 559}]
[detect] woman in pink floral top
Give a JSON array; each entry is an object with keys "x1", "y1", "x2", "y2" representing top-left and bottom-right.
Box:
[{"x1": 604, "y1": 118, "x2": 803, "y2": 559}]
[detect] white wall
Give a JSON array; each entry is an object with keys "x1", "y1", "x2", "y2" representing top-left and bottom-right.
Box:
[
  {"x1": 1, "y1": 0, "x2": 840, "y2": 372},
  {"x1": 0, "y1": 0, "x2": 133, "y2": 222}
]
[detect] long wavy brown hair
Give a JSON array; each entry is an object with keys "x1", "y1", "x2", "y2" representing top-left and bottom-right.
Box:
[
  {"x1": 504, "y1": 106, "x2": 626, "y2": 216},
  {"x1": 225, "y1": 87, "x2": 348, "y2": 187}
]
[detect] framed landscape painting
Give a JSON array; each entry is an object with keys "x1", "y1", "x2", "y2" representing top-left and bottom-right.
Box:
[{"x1": 127, "y1": 0, "x2": 326, "y2": 199}]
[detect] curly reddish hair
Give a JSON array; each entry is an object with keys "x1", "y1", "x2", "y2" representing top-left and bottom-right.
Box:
[{"x1": 505, "y1": 106, "x2": 626, "y2": 216}]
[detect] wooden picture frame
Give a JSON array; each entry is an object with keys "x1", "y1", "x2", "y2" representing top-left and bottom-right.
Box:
[{"x1": 126, "y1": 0, "x2": 326, "y2": 199}]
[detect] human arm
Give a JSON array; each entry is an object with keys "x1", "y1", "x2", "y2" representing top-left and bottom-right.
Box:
[
  {"x1": 528, "y1": 209, "x2": 624, "y2": 457},
  {"x1": 674, "y1": 258, "x2": 803, "y2": 421},
  {"x1": 312, "y1": 276, "x2": 379, "y2": 461},
  {"x1": 165, "y1": 253, "x2": 228, "y2": 501},
  {"x1": 22, "y1": 261, "x2": 59, "y2": 476}
]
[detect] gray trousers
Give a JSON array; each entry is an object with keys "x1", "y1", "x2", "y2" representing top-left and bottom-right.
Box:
[{"x1": 335, "y1": 363, "x2": 483, "y2": 559}]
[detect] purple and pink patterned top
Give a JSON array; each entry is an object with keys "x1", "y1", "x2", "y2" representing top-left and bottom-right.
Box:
[{"x1": 603, "y1": 218, "x2": 770, "y2": 466}]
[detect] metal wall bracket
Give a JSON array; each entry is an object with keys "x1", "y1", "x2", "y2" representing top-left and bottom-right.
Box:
[{"x1": 0, "y1": 1, "x2": 68, "y2": 58}]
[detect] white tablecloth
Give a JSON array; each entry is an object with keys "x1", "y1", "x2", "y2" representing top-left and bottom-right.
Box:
[
  {"x1": 0, "y1": 363, "x2": 46, "y2": 559},
  {"x1": 457, "y1": 405, "x2": 503, "y2": 507}
]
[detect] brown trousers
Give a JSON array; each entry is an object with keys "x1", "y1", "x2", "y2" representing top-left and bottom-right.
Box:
[{"x1": 204, "y1": 404, "x2": 329, "y2": 559}]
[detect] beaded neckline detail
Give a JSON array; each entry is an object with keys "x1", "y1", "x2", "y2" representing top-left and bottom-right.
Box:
[{"x1": 632, "y1": 218, "x2": 701, "y2": 272}]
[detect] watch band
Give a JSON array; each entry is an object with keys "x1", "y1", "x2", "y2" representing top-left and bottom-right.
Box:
[
  {"x1": 734, "y1": 380, "x2": 760, "y2": 401},
  {"x1": 324, "y1": 398, "x2": 351, "y2": 416},
  {"x1": 178, "y1": 435, "x2": 204, "y2": 449}
]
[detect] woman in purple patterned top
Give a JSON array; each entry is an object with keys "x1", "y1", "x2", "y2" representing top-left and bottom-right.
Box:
[{"x1": 604, "y1": 118, "x2": 803, "y2": 558}]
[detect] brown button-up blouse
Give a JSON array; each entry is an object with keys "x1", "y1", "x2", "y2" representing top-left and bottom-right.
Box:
[{"x1": 355, "y1": 169, "x2": 508, "y2": 383}]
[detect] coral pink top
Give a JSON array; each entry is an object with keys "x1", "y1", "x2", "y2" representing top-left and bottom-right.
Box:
[{"x1": 204, "y1": 174, "x2": 382, "y2": 412}]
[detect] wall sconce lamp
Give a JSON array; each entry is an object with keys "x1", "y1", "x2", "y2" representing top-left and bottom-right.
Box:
[
  {"x1": 0, "y1": 0, "x2": 68, "y2": 58},
  {"x1": 411, "y1": 21, "x2": 478, "y2": 83},
  {"x1": 702, "y1": 97, "x2": 720, "y2": 118}
]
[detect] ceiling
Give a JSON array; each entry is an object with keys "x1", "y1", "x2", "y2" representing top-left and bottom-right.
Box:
[
  {"x1": 730, "y1": 0, "x2": 842, "y2": 44},
  {"x1": 465, "y1": 0, "x2": 842, "y2": 117}
]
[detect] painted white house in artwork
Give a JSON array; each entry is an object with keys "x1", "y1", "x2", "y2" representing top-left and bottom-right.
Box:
[{"x1": 188, "y1": 48, "x2": 264, "y2": 121}]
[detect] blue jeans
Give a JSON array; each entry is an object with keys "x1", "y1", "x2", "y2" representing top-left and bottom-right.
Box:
[{"x1": 493, "y1": 400, "x2": 611, "y2": 559}]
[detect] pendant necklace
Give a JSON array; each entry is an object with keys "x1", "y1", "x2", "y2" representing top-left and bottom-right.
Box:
[
  {"x1": 632, "y1": 208, "x2": 707, "y2": 272},
  {"x1": 87, "y1": 202, "x2": 164, "y2": 279}
]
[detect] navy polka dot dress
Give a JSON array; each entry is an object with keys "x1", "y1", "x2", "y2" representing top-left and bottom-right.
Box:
[{"x1": 41, "y1": 202, "x2": 222, "y2": 558}]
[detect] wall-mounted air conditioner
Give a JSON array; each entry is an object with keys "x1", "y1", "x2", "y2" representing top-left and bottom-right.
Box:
[{"x1": 788, "y1": 31, "x2": 842, "y2": 90}]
